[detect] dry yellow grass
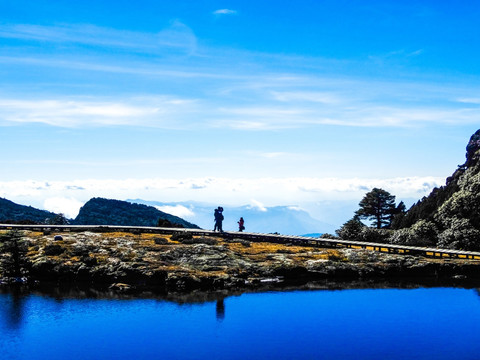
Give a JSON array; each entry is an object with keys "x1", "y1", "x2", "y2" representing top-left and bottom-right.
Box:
[
  {"x1": 24, "y1": 231, "x2": 44, "y2": 238},
  {"x1": 140, "y1": 233, "x2": 169, "y2": 240},
  {"x1": 100, "y1": 231, "x2": 134, "y2": 238},
  {"x1": 134, "y1": 239, "x2": 155, "y2": 247},
  {"x1": 227, "y1": 241, "x2": 313, "y2": 255}
]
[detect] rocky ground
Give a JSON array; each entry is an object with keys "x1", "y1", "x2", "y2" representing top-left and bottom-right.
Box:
[{"x1": 1, "y1": 230, "x2": 480, "y2": 294}]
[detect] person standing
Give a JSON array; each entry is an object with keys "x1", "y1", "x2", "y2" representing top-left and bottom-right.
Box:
[
  {"x1": 213, "y1": 208, "x2": 219, "y2": 231},
  {"x1": 214, "y1": 207, "x2": 224, "y2": 232},
  {"x1": 238, "y1": 217, "x2": 245, "y2": 232}
]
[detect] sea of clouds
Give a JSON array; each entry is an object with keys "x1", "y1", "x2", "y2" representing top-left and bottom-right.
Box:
[{"x1": 0, "y1": 176, "x2": 444, "y2": 221}]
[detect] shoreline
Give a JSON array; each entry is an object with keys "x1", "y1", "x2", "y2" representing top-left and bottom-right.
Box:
[
  {"x1": 3, "y1": 277, "x2": 480, "y2": 303},
  {"x1": 1, "y1": 230, "x2": 480, "y2": 295}
]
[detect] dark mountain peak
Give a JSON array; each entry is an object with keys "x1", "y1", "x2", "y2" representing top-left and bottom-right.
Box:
[
  {"x1": 73, "y1": 197, "x2": 199, "y2": 228},
  {"x1": 466, "y1": 129, "x2": 480, "y2": 167},
  {"x1": 0, "y1": 197, "x2": 57, "y2": 224}
]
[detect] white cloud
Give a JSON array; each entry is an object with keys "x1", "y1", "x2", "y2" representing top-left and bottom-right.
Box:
[
  {"x1": 155, "y1": 205, "x2": 195, "y2": 218},
  {"x1": 0, "y1": 176, "x2": 445, "y2": 218},
  {"x1": 213, "y1": 9, "x2": 237, "y2": 15},
  {"x1": 456, "y1": 98, "x2": 480, "y2": 104},
  {"x1": 1, "y1": 90, "x2": 478, "y2": 130},
  {"x1": 212, "y1": 103, "x2": 480, "y2": 130},
  {"x1": 260, "y1": 152, "x2": 288, "y2": 159},
  {"x1": 0, "y1": 55, "x2": 247, "y2": 80},
  {"x1": 0, "y1": 97, "x2": 199, "y2": 128},
  {"x1": 43, "y1": 197, "x2": 84, "y2": 219},
  {"x1": 296, "y1": 177, "x2": 444, "y2": 196},
  {"x1": 248, "y1": 199, "x2": 268, "y2": 212},
  {"x1": 1, "y1": 21, "x2": 479, "y2": 131}
]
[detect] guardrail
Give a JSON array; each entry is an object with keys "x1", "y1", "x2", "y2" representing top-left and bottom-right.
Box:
[{"x1": 1, "y1": 224, "x2": 480, "y2": 260}]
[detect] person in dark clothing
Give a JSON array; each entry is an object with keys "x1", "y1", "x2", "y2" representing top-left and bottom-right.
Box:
[
  {"x1": 238, "y1": 217, "x2": 245, "y2": 232},
  {"x1": 214, "y1": 207, "x2": 224, "y2": 232},
  {"x1": 214, "y1": 208, "x2": 219, "y2": 231}
]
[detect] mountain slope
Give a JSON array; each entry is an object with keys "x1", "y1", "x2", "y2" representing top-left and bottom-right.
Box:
[
  {"x1": 0, "y1": 197, "x2": 57, "y2": 224},
  {"x1": 392, "y1": 129, "x2": 480, "y2": 250},
  {"x1": 73, "y1": 197, "x2": 200, "y2": 229}
]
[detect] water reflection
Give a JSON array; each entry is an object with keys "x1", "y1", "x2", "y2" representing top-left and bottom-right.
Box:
[
  {"x1": 1, "y1": 286, "x2": 26, "y2": 330},
  {"x1": 216, "y1": 298, "x2": 225, "y2": 320},
  {"x1": 1, "y1": 284, "x2": 480, "y2": 360}
]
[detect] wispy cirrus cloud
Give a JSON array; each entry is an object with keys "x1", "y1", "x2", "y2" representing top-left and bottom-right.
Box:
[
  {"x1": 0, "y1": 91, "x2": 478, "y2": 130},
  {"x1": 456, "y1": 98, "x2": 480, "y2": 104},
  {"x1": 213, "y1": 9, "x2": 237, "y2": 15},
  {"x1": 0, "y1": 22, "x2": 198, "y2": 54},
  {"x1": 368, "y1": 49, "x2": 425, "y2": 65},
  {"x1": 0, "y1": 97, "x2": 199, "y2": 128},
  {"x1": 0, "y1": 55, "x2": 244, "y2": 80},
  {"x1": 271, "y1": 91, "x2": 342, "y2": 104},
  {"x1": 1, "y1": 21, "x2": 479, "y2": 131},
  {"x1": 210, "y1": 103, "x2": 480, "y2": 130}
]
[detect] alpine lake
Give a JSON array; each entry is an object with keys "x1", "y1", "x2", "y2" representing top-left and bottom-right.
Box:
[{"x1": 1, "y1": 281, "x2": 480, "y2": 360}]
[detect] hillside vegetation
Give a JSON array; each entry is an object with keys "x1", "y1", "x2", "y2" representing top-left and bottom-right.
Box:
[
  {"x1": 73, "y1": 198, "x2": 199, "y2": 229},
  {"x1": 0, "y1": 198, "x2": 56, "y2": 224},
  {"x1": 391, "y1": 129, "x2": 480, "y2": 250},
  {"x1": 336, "y1": 129, "x2": 480, "y2": 251},
  {"x1": 0, "y1": 197, "x2": 200, "y2": 229}
]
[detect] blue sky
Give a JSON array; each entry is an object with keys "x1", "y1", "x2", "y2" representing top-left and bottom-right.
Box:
[{"x1": 0, "y1": 0, "x2": 479, "y2": 222}]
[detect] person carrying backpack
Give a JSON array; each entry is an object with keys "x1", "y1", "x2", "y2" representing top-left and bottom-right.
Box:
[{"x1": 238, "y1": 217, "x2": 245, "y2": 232}]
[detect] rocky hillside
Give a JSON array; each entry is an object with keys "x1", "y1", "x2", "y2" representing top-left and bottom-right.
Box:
[
  {"x1": 0, "y1": 198, "x2": 57, "y2": 224},
  {"x1": 392, "y1": 129, "x2": 480, "y2": 250},
  {"x1": 73, "y1": 197, "x2": 200, "y2": 229},
  {"x1": 1, "y1": 229, "x2": 479, "y2": 292}
]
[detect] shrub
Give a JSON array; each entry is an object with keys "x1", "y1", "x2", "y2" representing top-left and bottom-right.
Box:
[
  {"x1": 46, "y1": 213, "x2": 70, "y2": 225},
  {"x1": 336, "y1": 218, "x2": 365, "y2": 240},
  {"x1": 157, "y1": 218, "x2": 184, "y2": 228},
  {"x1": 171, "y1": 232, "x2": 193, "y2": 242},
  {"x1": 389, "y1": 220, "x2": 438, "y2": 247},
  {"x1": 154, "y1": 237, "x2": 168, "y2": 245},
  {"x1": 319, "y1": 233, "x2": 338, "y2": 239},
  {"x1": 437, "y1": 218, "x2": 480, "y2": 251},
  {"x1": 358, "y1": 227, "x2": 392, "y2": 243}
]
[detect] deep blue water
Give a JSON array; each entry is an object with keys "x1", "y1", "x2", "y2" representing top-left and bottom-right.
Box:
[{"x1": 1, "y1": 287, "x2": 480, "y2": 360}]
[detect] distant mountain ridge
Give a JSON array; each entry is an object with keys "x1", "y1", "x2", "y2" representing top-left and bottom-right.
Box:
[
  {"x1": 0, "y1": 197, "x2": 57, "y2": 224},
  {"x1": 129, "y1": 199, "x2": 335, "y2": 235}
]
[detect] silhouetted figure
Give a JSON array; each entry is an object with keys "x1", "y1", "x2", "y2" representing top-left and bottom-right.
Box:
[
  {"x1": 213, "y1": 208, "x2": 219, "y2": 231},
  {"x1": 214, "y1": 207, "x2": 224, "y2": 232},
  {"x1": 238, "y1": 217, "x2": 245, "y2": 232}
]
